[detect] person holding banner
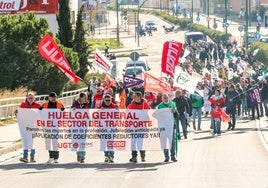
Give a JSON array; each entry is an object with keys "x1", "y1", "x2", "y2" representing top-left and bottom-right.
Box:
[
  {"x1": 39, "y1": 92, "x2": 64, "y2": 164},
  {"x1": 100, "y1": 94, "x2": 118, "y2": 163},
  {"x1": 247, "y1": 80, "x2": 261, "y2": 120},
  {"x1": 128, "y1": 91, "x2": 151, "y2": 163},
  {"x1": 16, "y1": 93, "x2": 41, "y2": 163},
  {"x1": 71, "y1": 93, "x2": 90, "y2": 163},
  {"x1": 157, "y1": 94, "x2": 178, "y2": 162}
]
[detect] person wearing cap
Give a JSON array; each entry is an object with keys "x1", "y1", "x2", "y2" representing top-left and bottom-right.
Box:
[
  {"x1": 100, "y1": 94, "x2": 118, "y2": 163},
  {"x1": 72, "y1": 92, "x2": 90, "y2": 163},
  {"x1": 225, "y1": 84, "x2": 240, "y2": 130},
  {"x1": 157, "y1": 94, "x2": 178, "y2": 162},
  {"x1": 127, "y1": 91, "x2": 151, "y2": 163},
  {"x1": 40, "y1": 92, "x2": 64, "y2": 164},
  {"x1": 16, "y1": 93, "x2": 41, "y2": 163}
]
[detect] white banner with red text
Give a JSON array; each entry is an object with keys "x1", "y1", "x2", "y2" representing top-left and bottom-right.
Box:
[{"x1": 17, "y1": 108, "x2": 174, "y2": 151}]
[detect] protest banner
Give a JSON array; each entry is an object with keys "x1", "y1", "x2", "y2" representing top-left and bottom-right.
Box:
[
  {"x1": 173, "y1": 67, "x2": 199, "y2": 94},
  {"x1": 17, "y1": 108, "x2": 174, "y2": 151}
]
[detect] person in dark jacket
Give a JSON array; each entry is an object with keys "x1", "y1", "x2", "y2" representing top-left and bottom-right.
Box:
[
  {"x1": 71, "y1": 92, "x2": 90, "y2": 163},
  {"x1": 173, "y1": 90, "x2": 191, "y2": 139},
  {"x1": 225, "y1": 84, "x2": 240, "y2": 130}
]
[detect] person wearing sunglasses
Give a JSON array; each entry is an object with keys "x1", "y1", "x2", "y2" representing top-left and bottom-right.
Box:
[
  {"x1": 127, "y1": 91, "x2": 151, "y2": 163},
  {"x1": 100, "y1": 94, "x2": 118, "y2": 163}
]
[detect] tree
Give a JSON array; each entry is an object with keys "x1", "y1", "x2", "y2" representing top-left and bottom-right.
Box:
[
  {"x1": 0, "y1": 13, "x2": 79, "y2": 95},
  {"x1": 57, "y1": 0, "x2": 73, "y2": 48},
  {"x1": 73, "y1": 4, "x2": 92, "y2": 79}
]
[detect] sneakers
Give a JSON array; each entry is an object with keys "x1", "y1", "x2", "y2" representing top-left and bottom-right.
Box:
[
  {"x1": 105, "y1": 157, "x2": 114, "y2": 163},
  {"x1": 164, "y1": 158, "x2": 169, "y2": 162},
  {"x1": 171, "y1": 157, "x2": 178, "y2": 162},
  {"x1": 129, "y1": 157, "x2": 137, "y2": 163},
  {"x1": 47, "y1": 158, "x2": 54, "y2": 164},
  {"x1": 109, "y1": 157, "x2": 114, "y2": 163},
  {"x1": 30, "y1": 158, "x2": 36, "y2": 163},
  {"x1": 77, "y1": 156, "x2": 81, "y2": 163},
  {"x1": 19, "y1": 157, "x2": 28, "y2": 163},
  {"x1": 54, "y1": 159, "x2": 59, "y2": 163}
]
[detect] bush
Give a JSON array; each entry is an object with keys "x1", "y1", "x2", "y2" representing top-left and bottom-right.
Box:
[{"x1": 250, "y1": 42, "x2": 268, "y2": 67}]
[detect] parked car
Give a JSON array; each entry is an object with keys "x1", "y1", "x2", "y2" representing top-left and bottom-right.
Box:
[
  {"x1": 260, "y1": 36, "x2": 268, "y2": 43},
  {"x1": 124, "y1": 66, "x2": 146, "y2": 77},
  {"x1": 126, "y1": 57, "x2": 150, "y2": 72},
  {"x1": 145, "y1": 20, "x2": 157, "y2": 31}
]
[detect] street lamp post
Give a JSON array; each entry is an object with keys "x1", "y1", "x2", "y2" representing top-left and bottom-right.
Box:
[
  {"x1": 137, "y1": 0, "x2": 148, "y2": 47},
  {"x1": 191, "y1": 0, "x2": 193, "y2": 23},
  {"x1": 116, "y1": 0, "x2": 120, "y2": 46},
  {"x1": 245, "y1": 0, "x2": 249, "y2": 49},
  {"x1": 225, "y1": 0, "x2": 228, "y2": 41},
  {"x1": 207, "y1": 0, "x2": 210, "y2": 28}
]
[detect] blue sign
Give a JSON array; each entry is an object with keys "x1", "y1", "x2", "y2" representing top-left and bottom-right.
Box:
[
  {"x1": 223, "y1": 22, "x2": 229, "y2": 28},
  {"x1": 254, "y1": 32, "x2": 261, "y2": 40},
  {"x1": 196, "y1": 17, "x2": 200, "y2": 22},
  {"x1": 257, "y1": 16, "x2": 262, "y2": 21}
]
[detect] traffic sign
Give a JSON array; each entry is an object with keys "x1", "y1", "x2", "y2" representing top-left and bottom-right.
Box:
[
  {"x1": 130, "y1": 52, "x2": 139, "y2": 61},
  {"x1": 223, "y1": 22, "x2": 229, "y2": 28},
  {"x1": 257, "y1": 16, "x2": 262, "y2": 22},
  {"x1": 238, "y1": 25, "x2": 244, "y2": 32},
  {"x1": 196, "y1": 17, "x2": 200, "y2": 22},
  {"x1": 254, "y1": 32, "x2": 261, "y2": 40},
  {"x1": 206, "y1": 16, "x2": 211, "y2": 22}
]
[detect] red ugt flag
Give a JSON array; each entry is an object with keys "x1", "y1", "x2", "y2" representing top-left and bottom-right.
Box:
[
  {"x1": 38, "y1": 34, "x2": 81, "y2": 84},
  {"x1": 161, "y1": 41, "x2": 183, "y2": 76}
]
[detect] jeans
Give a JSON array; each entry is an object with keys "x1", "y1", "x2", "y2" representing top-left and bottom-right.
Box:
[
  {"x1": 77, "y1": 151, "x2": 86, "y2": 160},
  {"x1": 175, "y1": 115, "x2": 187, "y2": 138},
  {"x1": 104, "y1": 151, "x2": 114, "y2": 158},
  {"x1": 241, "y1": 98, "x2": 247, "y2": 116},
  {"x1": 192, "y1": 107, "x2": 202, "y2": 130},
  {"x1": 163, "y1": 128, "x2": 176, "y2": 159},
  {"x1": 211, "y1": 118, "x2": 221, "y2": 135},
  {"x1": 23, "y1": 149, "x2": 35, "y2": 158},
  {"x1": 263, "y1": 99, "x2": 268, "y2": 116}
]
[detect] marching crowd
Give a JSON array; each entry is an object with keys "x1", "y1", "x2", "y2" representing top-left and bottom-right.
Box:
[{"x1": 17, "y1": 39, "x2": 268, "y2": 164}]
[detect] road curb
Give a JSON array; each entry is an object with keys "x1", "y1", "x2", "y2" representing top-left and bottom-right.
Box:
[
  {"x1": 257, "y1": 118, "x2": 268, "y2": 153},
  {"x1": 0, "y1": 140, "x2": 22, "y2": 156}
]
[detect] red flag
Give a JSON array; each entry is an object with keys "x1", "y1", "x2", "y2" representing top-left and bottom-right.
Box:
[
  {"x1": 161, "y1": 41, "x2": 183, "y2": 76},
  {"x1": 38, "y1": 34, "x2": 80, "y2": 84},
  {"x1": 104, "y1": 73, "x2": 116, "y2": 90},
  {"x1": 144, "y1": 73, "x2": 172, "y2": 93},
  {"x1": 119, "y1": 89, "x2": 127, "y2": 109}
]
